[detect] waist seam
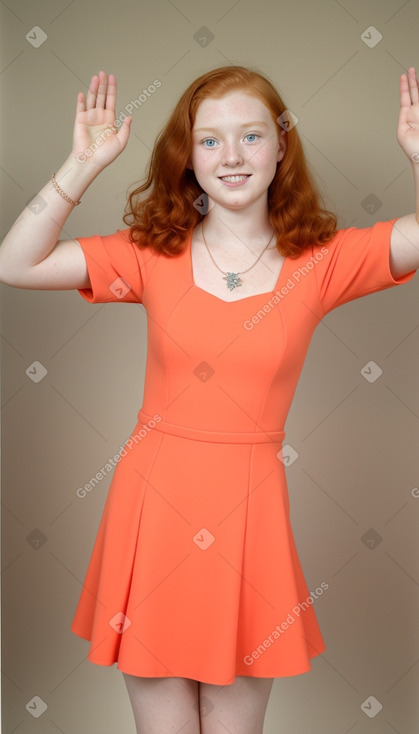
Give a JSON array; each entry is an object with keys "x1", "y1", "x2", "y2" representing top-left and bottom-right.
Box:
[{"x1": 137, "y1": 410, "x2": 286, "y2": 444}]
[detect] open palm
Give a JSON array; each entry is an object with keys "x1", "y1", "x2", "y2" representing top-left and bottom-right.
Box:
[
  {"x1": 397, "y1": 66, "x2": 419, "y2": 163},
  {"x1": 71, "y1": 71, "x2": 132, "y2": 169}
]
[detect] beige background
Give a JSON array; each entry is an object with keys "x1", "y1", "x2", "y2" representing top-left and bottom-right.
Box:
[{"x1": 1, "y1": 0, "x2": 419, "y2": 732}]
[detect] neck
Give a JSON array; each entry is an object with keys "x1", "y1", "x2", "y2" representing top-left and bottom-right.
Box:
[{"x1": 200, "y1": 202, "x2": 274, "y2": 252}]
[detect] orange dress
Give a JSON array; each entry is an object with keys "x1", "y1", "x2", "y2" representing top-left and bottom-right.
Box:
[{"x1": 71, "y1": 218, "x2": 415, "y2": 684}]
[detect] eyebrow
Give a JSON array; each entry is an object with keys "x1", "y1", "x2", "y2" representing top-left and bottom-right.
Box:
[{"x1": 193, "y1": 121, "x2": 269, "y2": 133}]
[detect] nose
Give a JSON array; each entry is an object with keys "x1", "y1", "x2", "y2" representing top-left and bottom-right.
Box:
[{"x1": 222, "y1": 139, "x2": 244, "y2": 166}]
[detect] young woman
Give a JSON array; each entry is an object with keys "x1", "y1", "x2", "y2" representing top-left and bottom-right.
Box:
[{"x1": 1, "y1": 65, "x2": 418, "y2": 734}]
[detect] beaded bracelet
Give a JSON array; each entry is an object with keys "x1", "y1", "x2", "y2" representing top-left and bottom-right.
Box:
[{"x1": 51, "y1": 173, "x2": 81, "y2": 206}]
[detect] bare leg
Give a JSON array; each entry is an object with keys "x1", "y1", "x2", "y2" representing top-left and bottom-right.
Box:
[
  {"x1": 122, "y1": 673, "x2": 200, "y2": 734},
  {"x1": 199, "y1": 676, "x2": 274, "y2": 734}
]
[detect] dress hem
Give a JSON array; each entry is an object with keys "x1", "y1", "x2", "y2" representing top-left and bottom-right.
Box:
[{"x1": 71, "y1": 626, "x2": 326, "y2": 684}]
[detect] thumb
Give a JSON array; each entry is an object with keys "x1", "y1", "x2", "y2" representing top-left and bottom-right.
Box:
[{"x1": 117, "y1": 115, "x2": 133, "y2": 149}]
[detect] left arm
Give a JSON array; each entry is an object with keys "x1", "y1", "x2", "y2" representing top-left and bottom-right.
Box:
[{"x1": 389, "y1": 66, "x2": 419, "y2": 278}]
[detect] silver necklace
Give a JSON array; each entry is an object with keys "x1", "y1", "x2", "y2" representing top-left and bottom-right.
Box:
[{"x1": 201, "y1": 220, "x2": 276, "y2": 291}]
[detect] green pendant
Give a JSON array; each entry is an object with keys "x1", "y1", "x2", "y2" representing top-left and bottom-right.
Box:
[{"x1": 223, "y1": 272, "x2": 243, "y2": 291}]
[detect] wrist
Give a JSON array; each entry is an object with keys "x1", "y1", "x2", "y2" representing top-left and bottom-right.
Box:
[
  {"x1": 64, "y1": 152, "x2": 105, "y2": 179},
  {"x1": 49, "y1": 156, "x2": 100, "y2": 206}
]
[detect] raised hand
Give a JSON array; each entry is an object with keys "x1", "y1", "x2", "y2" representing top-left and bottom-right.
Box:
[
  {"x1": 71, "y1": 71, "x2": 132, "y2": 170},
  {"x1": 397, "y1": 66, "x2": 419, "y2": 164}
]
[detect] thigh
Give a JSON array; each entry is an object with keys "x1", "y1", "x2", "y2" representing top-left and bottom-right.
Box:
[
  {"x1": 199, "y1": 676, "x2": 274, "y2": 734},
  {"x1": 122, "y1": 673, "x2": 200, "y2": 734}
]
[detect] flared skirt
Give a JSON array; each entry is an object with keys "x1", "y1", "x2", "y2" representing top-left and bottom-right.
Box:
[{"x1": 71, "y1": 415, "x2": 326, "y2": 684}]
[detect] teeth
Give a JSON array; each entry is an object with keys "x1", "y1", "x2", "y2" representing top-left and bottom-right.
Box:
[{"x1": 220, "y1": 175, "x2": 249, "y2": 182}]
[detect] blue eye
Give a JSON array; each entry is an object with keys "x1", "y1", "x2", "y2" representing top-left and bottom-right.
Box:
[{"x1": 201, "y1": 133, "x2": 260, "y2": 147}]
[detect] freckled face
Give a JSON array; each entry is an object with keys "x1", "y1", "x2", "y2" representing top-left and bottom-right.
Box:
[{"x1": 189, "y1": 91, "x2": 286, "y2": 212}]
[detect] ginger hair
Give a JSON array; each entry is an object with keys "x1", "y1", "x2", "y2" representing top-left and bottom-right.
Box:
[{"x1": 122, "y1": 65, "x2": 337, "y2": 257}]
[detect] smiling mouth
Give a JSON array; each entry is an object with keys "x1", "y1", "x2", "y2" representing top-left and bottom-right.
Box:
[{"x1": 218, "y1": 174, "x2": 251, "y2": 182}]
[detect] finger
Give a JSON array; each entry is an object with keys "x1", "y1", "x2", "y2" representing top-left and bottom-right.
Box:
[
  {"x1": 95, "y1": 69, "x2": 108, "y2": 109},
  {"x1": 116, "y1": 115, "x2": 133, "y2": 149},
  {"x1": 85, "y1": 73, "x2": 100, "y2": 110},
  {"x1": 105, "y1": 73, "x2": 117, "y2": 113},
  {"x1": 400, "y1": 73, "x2": 411, "y2": 108},
  {"x1": 75, "y1": 90, "x2": 86, "y2": 114},
  {"x1": 407, "y1": 66, "x2": 419, "y2": 104}
]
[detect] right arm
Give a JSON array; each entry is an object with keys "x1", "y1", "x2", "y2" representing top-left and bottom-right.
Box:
[{"x1": 0, "y1": 71, "x2": 132, "y2": 290}]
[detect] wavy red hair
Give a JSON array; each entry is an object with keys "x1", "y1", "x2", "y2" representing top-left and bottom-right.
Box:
[{"x1": 122, "y1": 65, "x2": 337, "y2": 257}]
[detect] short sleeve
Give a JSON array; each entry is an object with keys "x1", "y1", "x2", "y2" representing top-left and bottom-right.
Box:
[
  {"x1": 316, "y1": 218, "x2": 417, "y2": 316},
  {"x1": 76, "y1": 228, "x2": 146, "y2": 303}
]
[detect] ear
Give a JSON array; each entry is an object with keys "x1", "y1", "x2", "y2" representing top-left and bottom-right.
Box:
[
  {"x1": 277, "y1": 129, "x2": 287, "y2": 163},
  {"x1": 186, "y1": 160, "x2": 194, "y2": 170}
]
